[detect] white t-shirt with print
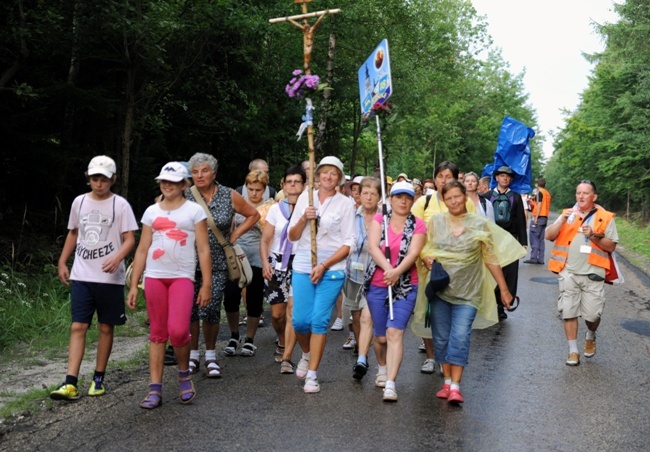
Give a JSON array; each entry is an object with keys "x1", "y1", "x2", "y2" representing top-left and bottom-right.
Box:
[
  {"x1": 141, "y1": 201, "x2": 207, "y2": 281},
  {"x1": 68, "y1": 194, "x2": 138, "y2": 285}
]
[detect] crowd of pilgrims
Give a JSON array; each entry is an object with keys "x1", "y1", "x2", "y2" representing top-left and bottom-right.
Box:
[{"x1": 51, "y1": 153, "x2": 526, "y2": 408}]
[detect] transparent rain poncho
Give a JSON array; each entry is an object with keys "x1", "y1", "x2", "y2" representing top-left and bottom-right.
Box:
[{"x1": 412, "y1": 212, "x2": 526, "y2": 331}]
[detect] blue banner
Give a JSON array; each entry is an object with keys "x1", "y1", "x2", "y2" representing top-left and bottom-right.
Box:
[
  {"x1": 358, "y1": 39, "x2": 392, "y2": 120},
  {"x1": 482, "y1": 116, "x2": 535, "y2": 194}
]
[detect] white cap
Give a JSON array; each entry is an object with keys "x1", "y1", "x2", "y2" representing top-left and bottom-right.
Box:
[
  {"x1": 87, "y1": 156, "x2": 116, "y2": 178},
  {"x1": 155, "y1": 162, "x2": 189, "y2": 182},
  {"x1": 351, "y1": 175, "x2": 364, "y2": 185},
  {"x1": 390, "y1": 181, "x2": 415, "y2": 197},
  {"x1": 315, "y1": 156, "x2": 345, "y2": 184},
  {"x1": 396, "y1": 172, "x2": 411, "y2": 183}
]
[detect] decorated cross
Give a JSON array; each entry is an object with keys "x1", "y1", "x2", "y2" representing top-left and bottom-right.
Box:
[{"x1": 270, "y1": 1, "x2": 340, "y2": 267}]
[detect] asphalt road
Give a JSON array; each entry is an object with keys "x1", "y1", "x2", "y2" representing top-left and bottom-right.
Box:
[{"x1": 2, "y1": 235, "x2": 650, "y2": 451}]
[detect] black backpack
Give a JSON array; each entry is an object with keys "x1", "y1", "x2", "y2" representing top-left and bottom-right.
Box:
[{"x1": 490, "y1": 191, "x2": 515, "y2": 227}]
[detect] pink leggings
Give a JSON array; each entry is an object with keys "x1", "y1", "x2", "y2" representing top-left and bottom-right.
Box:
[{"x1": 145, "y1": 277, "x2": 194, "y2": 347}]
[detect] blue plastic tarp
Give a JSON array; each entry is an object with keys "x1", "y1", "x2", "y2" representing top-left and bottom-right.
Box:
[{"x1": 481, "y1": 116, "x2": 535, "y2": 194}]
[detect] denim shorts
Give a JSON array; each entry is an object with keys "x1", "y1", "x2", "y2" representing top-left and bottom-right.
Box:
[
  {"x1": 366, "y1": 285, "x2": 417, "y2": 337},
  {"x1": 430, "y1": 294, "x2": 477, "y2": 367}
]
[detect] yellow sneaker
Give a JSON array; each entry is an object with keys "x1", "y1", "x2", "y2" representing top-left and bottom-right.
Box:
[
  {"x1": 88, "y1": 379, "x2": 106, "y2": 397},
  {"x1": 49, "y1": 383, "x2": 80, "y2": 400}
]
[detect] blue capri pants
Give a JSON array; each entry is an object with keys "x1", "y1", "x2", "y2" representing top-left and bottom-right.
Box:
[
  {"x1": 366, "y1": 284, "x2": 417, "y2": 337},
  {"x1": 430, "y1": 294, "x2": 477, "y2": 367},
  {"x1": 292, "y1": 270, "x2": 346, "y2": 335}
]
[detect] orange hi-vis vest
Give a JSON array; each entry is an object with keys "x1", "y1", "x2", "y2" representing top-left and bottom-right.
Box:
[
  {"x1": 534, "y1": 188, "x2": 551, "y2": 218},
  {"x1": 548, "y1": 205, "x2": 615, "y2": 274}
]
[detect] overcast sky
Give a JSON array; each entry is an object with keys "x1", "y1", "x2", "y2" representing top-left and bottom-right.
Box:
[{"x1": 471, "y1": 0, "x2": 619, "y2": 158}]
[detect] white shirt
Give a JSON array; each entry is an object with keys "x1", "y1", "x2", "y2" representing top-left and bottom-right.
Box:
[
  {"x1": 141, "y1": 201, "x2": 207, "y2": 280},
  {"x1": 69, "y1": 194, "x2": 138, "y2": 285},
  {"x1": 289, "y1": 190, "x2": 355, "y2": 273},
  {"x1": 266, "y1": 202, "x2": 295, "y2": 255}
]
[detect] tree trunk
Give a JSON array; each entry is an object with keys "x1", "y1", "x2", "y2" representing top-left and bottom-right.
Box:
[{"x1": 315, "y1": 32, "x2": 336, "y2": 154}]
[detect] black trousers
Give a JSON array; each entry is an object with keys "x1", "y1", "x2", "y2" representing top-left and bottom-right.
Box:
[{"x1": 495, "y1": 260, "x2": 519, "y2": 307}]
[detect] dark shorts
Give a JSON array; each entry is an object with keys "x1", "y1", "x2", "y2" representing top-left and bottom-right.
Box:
[{"x1": 70, "y1": 281, "x2": 127, "y2": 326}]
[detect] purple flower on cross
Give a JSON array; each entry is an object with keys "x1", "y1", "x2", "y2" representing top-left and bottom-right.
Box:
[{"x1": 286, "y1": 70, "x2": 323, "y2": 99}]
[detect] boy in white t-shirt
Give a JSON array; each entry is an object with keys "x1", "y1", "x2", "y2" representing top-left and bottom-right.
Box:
[{"x1": 51, "y1": 156, "x2": 138, "y2": 400}]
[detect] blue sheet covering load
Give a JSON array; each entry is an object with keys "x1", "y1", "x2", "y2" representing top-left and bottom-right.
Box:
[{"x1": 481, "y1": 116, "x2": 535, "y2": 194}]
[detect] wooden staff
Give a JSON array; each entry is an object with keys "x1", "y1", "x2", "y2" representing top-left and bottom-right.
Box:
[{"x1": 270, "y1": 0, "x2": 341, "y2": 267}]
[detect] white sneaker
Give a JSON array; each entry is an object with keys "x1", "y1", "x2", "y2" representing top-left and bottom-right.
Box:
[
  {"x1": 304, "y1": 377, "x2": 320, "y2": 393},
  {"x1": 331, "y1": 318, "x2": 344, "y2": 331},
  {"x1": 375, "y1": 371, "x2": 387, "y2": 388},
  {"x1": 383, "y1": 387, "x2": 398, "y2": 402},
  {"x1": 296, "y1": 357, "x2": 309, "y2": 379},
  {"x1": 421, "y1": 358, "x2": 435, "y2": 374},
  {"x1": 342, "y1": 336, "x2": 357, "y2": 350}
]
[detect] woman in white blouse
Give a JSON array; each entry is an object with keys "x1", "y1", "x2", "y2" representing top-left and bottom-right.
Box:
[{"x1": 288, "y1": 156, "x2": 355, "y2": 394}]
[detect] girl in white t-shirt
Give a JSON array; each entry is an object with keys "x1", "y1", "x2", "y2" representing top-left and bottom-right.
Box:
[{"x1": 127, "y1": 162, "x2": 212, "y2": 410}]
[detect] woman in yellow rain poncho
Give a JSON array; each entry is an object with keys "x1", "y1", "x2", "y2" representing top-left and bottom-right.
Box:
[{"x1": 423, "y1": 181, "x2": 525, "y2": 404}]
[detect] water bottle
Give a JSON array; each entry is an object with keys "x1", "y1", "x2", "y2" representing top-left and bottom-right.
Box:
[{"x1": 567, "y1": 203, "x2": 578, "y2": 224}]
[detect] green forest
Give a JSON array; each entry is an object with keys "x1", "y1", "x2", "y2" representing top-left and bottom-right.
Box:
[{"x1": 1, "y1": 0, "x2": 647, "y2": 272}]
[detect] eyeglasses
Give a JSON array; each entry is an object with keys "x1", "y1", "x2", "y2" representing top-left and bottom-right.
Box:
[
  {"x1": 580, "y1": 179, "x2": 597, "y2": 193},
  {"x1": 284, "y1": 179, "x2": 304, "y2": 185}
]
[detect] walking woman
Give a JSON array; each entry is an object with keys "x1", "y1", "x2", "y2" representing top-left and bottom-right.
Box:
[
  {"x1": 464, "y1": 171, "x2": 494, "y2": 222},
  {"x1": 223, "y1": 169, "x2": 274, "y2": 357},
  {"x1": 260, "y1": 164, "x2": 306, "y2": 372},
  {"x1": 344, "y1": 177, "x2": 381, "y2": 380},
  {"x1": 186, "y1": 153, "x2": 259, "y2": 377},
  {"x1": 424, "y1": 181, "x2": 525, "y2": 404},
  {"x1": 288, "y1": 156, "x2": 355, "y2": 393},
  {"x1": 365, "y1": 181, "x2": 426, "y2": 401},
  {"x1": 127, "y1": 162, "x2": 212, "y2": 409},
  {"x1": 410, "y1": 161, "x2": 475, "y2": 375}
]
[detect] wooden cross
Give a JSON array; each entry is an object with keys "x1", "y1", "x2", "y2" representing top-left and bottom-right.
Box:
[{"x1": 270, "y1": 1, "x2": 341, "y2": 267}]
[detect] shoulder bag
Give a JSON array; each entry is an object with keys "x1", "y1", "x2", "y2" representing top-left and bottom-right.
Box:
[{"x1": 191, "y1": 186, "x2": 252, "y2": 288}]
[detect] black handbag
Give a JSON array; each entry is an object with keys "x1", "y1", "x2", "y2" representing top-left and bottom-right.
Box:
[
  {"x1": 425, "y1": 261, "x2": 450, "y2": 300},
  {"x1": 424, "y1": 261, "x2": 450, "y2": 328}
]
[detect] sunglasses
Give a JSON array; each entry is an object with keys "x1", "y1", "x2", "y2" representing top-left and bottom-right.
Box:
[{"x1": 580, "y1": 179, "x2": 597, "y2": 194}]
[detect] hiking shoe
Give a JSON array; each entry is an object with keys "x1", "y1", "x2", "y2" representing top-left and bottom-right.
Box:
[
  {"x1": 240, "y1": 342, "x2": 257, "y2": 357},
  {"x1": 566, "y1": 352, "x2": 580, "y2": 366},
  {"x1": 383, "y1": 387, "x2": 398, "y2": 402},
  {"x1": 50, "y1": 383, "x2": 80, "y2": 401},
  {"x1": 448, "y1": 389, "x2": 464, "y2": 404},
  {"x1": 436, "y1": 384, "x2": 451, "y2": 399},
  {"x1": 342, "y1": 336, "x2": 356, "y2": 350},
  {"x1": 352, "y1": 361, "x2": 368, "y2": 380},
  {"x1": 331, "y1": 318, "x2": 344, "y2": 331},
  {"x1": 224, "y1": 338, "x2": 240, "y2": 356},
  {"x1": 296, "y1": 357, "x2": 309, "y2": 379},
  {"x1": 421, "y1": 358, "x2": 435, "y2": 374},
  {"x1": 375, "y1": 371, "x2": 387, "y2": 388},
  {"x1": 584, "y1": 337, "x2": 596, "y2": 358},
  {"x1": 304, "y1": 377, "x2": 320, "y2": 394},
  {"x1": 88, "y1": 379, "x2": 106, "y2": 397}
]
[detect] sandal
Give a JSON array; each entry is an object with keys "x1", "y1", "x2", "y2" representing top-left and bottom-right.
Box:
[
  {"x1": 140, "y1": 389, "x2": 162, "y2": 409},
  {"x1": 240, "y1": 342, "x2": 257, "y2": 357},
  {"x1": 274, "y1": 345, "x2": 285, "y2": 363},
  {"x1": 205, "y1": 359, "x2": 222, "y2": 378},
  {"x1": 178, "y1": 375, "x2": 196, "y2": 404},
  {"x1": 189, "y1": 358, "x2": 199, "y2": 374},
  {"x1": 280, "y1": 359, "x2": 295, "y2": 375},
  {"x1": 224, "y1": 338, "x2": 239, "y2": 356}
]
